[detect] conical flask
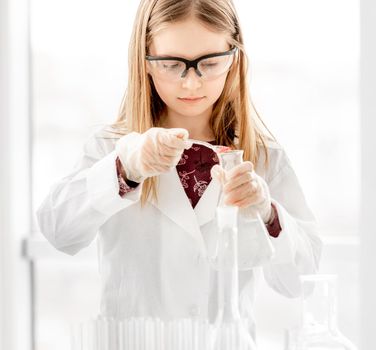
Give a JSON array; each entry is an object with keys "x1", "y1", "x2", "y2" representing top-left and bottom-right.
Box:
[
  {"x1": 285, "y1": 274, "x2": 358, "y2": 350},
  {"x1": 209, "y1": 149, "x2": 257, "y2": 350},
  {"x1": 207, "y1": 146, "x2": 275, "y2": 271}
]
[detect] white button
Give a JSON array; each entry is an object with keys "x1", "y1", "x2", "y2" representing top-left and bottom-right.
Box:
[{"x1": 189, "y1": 305, "x2": 201, "y2": 317}]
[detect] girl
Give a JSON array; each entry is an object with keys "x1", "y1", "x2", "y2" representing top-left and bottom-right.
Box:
[{"x1": 36, "y1": 0, "x2": 322, "y2": 339}]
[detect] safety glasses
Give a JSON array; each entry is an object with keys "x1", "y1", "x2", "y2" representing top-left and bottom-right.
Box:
[{"x1": 145, "y1": 46, "x2": 238, "y2": 82}]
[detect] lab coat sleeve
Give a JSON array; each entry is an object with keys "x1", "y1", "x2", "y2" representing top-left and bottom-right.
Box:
[
  {"x1": 36, "y1": 131, "x2": 143, "y2": 256},
  {"x1": 116, "y1": 155, "x2": 140, "y2": 197},
  {"x1": 262, "y1": 161, "x2": 323, "y2": 298}
]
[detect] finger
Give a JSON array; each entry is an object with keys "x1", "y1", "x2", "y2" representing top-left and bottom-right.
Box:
[
  {"x1": 233, "y1": 189, "x2": 265, "y2": 207},
  {"x1": 224, "y1": 182, "x2": 254, "y2": 204},
  {"x1": 230, "y1": 188, "x2": 264, "y2": 207},
  {"x1": 162, "y1": 133, "x2": 188, "y2": 151},
  {"x1": 167, "y1": 128, "x2": 189, "y2": 140},
  {"x1": 158, "y1": 141, "x2": 186, "y2": 164},
  {"x1": 170, "y1": 153, "x2": 185, "y2": 166},
  {"x1": 226, "y1": 161, "x2": 254, "y2": 180},
  {"x1": 223, "y1": 171, "x2": 256, "y2": 192},
  {"x1": 159, "y1": 144, "x2": 184, "y2": 157},
  {"x1": 228, "y1": 179, "x2": 259, "y2": 198},
  {"x1": 141, "y1": 142, "x2": 180, "y2": 169},
  {"x1": 156, "y1": 156, "x2": 176, "y2": 167},
  {"x1": 155, "y1": 151, "x2": 184, "y2": 167},
  {"x1": 154, "y1": 164, "x2": 171, "y2": 173},
  {"x1": 232, "y1": 196, "x2": 254, "y2": 208},
  {"x1": 146, "y1": 140, "x2": 179, "y2": 164},
  {"x1": 210, "y1": 164, "x2": 224, "y2": 182},
  {"x1": 225, "y1": 177, "x2": 263, "y2": 204},
  {"x1": 141, "y1": 142, "x2": 172, "y2": 165},
  {"x1": 143, "y1": 162, "x2": 170, "y2": 174},
  {"x1": 183, "y1": 140, "x2": 193, "y2": 150},
  {"x1": 157, "y1": 132, "x2": 186, "y2": 155},
  {"x1": 147, "y1": 157, "x2": 171, "y2": 169}
]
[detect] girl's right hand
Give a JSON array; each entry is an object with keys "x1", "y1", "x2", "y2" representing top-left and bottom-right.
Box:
[{"x1": 115, "y1": 127, "x2": 191, "y2": 183}]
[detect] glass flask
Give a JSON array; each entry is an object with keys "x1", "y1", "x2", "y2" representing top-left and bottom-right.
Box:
[
  {"x1": 284, "y1": 274, "x2": 358, "y2": 350},
  {"x1": 209, "y1": 149, "x2": 258, "y2": 350}
]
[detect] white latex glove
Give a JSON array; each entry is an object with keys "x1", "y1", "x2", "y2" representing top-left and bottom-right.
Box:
[
  {"x1": 211, "y1": 161, "x2": 273, "y2": 223},
  {"x1": 115, "y1": 127, "x2": 191, "y2": 183}
]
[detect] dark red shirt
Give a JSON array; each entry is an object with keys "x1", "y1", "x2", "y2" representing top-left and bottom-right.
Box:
[
  {"x1": 175, "y1": 142, "x2": 219, "y2": 208},
  {"x1": 115, "y1": 143, "x2": 281, "y2": 237}
]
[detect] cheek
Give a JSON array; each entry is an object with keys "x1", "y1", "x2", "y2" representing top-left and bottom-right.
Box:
[
  {"x1": 152, "y1": 79, "x2": 187, "y2": 110},
  {"x1": 205, "y1": 75, "x2": 228, "y2": 100},
  {"x1": 152, "y1": 78, "x2": 175, "y2": 102}
]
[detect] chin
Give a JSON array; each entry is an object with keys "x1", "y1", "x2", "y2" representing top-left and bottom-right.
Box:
[
  {"x1": 180, "y1": 108, "x2": 210, "y2": 118},
  {"x1": 179, "y1": 102, "x2": 212, "y2": 112}
]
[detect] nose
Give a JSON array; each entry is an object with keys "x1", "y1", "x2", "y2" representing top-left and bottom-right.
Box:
[{"x1": 181, "y1": 67, "x2": 202, "y2": 90}]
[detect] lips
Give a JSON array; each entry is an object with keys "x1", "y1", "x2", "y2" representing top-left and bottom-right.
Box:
[{"x1": 178, "y1": 96, "x2": 205, "y2": 101}]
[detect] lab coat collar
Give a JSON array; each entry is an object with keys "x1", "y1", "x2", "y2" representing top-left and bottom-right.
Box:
[
  {"x1": 194, "y1": 174, "x2": 221, "y2": 226},
  {"x1": 151, "y1": 168, "x2": 221, "y2": 257}
]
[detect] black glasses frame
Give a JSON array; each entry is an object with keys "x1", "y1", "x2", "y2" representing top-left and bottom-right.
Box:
[{"x1": 145, "y1": 46, "x2": 238, "y2": 78}]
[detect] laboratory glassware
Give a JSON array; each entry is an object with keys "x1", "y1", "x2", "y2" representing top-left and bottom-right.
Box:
[
  {"x1": 209, "y1": 148, "x2": 258, "y2": 350},
  {"x1": 71, "y1": 316, "x2": 214, "y2": 350},
  {"x1": 284, "y1": 274, "x2": 358, "y2": 350}
]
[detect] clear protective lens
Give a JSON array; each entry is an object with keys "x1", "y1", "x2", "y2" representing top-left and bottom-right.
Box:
[
  {"x1": 147, "y1": 60, "x2": 186, "y2": 80},
  {"x1": 198, "y1": 54, "x2": 234, "y2": 79}
]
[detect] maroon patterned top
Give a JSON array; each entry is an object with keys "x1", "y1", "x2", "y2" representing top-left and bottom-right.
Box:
[
  {"x1": 115, "y1": 143, "x2": 282, "y2": 237},
  {"x1": 176, "y1": 142, "x2": 219, "y2": 208}
]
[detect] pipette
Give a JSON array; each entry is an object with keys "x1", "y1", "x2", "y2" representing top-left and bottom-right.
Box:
[{"x1": 186, "y1": 139, "x2": 232, "y2": 154}]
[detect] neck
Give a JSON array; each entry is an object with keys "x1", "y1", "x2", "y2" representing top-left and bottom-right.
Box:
[{"x1": 161, "y1": 107, "x2": 215, "y2": 141}]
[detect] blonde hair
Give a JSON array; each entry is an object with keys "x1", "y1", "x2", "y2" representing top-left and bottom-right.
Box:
[{"x1": 110, "y1": 0, "x2": 277, "y2": 206}]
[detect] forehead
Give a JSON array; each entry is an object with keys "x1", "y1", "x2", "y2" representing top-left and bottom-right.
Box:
[{"x1": 149, "y1": 18, "x2": 230, "y2": 59}]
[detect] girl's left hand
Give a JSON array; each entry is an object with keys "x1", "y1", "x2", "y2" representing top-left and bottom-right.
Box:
[{"x1": 211, "y1": 161, "x2": 273, "y2": 223}]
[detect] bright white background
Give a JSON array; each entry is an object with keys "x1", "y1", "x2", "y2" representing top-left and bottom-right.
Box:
[{"x1": 26, "y1": 0, "x2": 360, "y2": 349}]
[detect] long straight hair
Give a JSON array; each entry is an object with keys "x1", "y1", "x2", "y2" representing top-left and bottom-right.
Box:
[{"x1": 110, "y1": 0, "x2": 277, "y2": 206}]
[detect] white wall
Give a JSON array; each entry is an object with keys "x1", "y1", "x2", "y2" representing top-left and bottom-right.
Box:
[{"x1": 360, "y1": 0, "x2": 376, "y2": 349}]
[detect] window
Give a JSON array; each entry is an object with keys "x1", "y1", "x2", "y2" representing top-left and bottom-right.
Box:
[
  {"x1": 31, "y1": 1, "x2": 139, "y2": 349},
  {"x1": 236, "y1": 0, "x2": 360, "y2": 237}
]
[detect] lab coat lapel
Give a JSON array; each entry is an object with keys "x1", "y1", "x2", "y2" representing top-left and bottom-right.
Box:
[
  {"x1": 152, "y1": 169, "x2": 207, "y2": 256},
  {"x1": 194, "y1": 176, "x2": 221, "y2": 227}
]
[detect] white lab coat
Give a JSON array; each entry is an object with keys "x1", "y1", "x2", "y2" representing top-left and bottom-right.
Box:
[{"x1": 36, "y1": 126, "x2": 322, "y2": 332}]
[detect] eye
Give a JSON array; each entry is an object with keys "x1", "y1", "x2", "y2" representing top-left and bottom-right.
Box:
[
  {"x1": 163, "y1": 63, "x2": 180, "y2": 69},
  {"x1": 202, "y1": 62, "x2": 218, "y2": 67}
]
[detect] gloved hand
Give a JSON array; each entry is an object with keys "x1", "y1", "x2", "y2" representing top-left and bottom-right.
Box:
[
  {"x1": 115, "y1": 127, "x2": 191, "y2": 183},
  {"x1": 211, "y1": 161, "x2": 273, "y2": 223}
]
